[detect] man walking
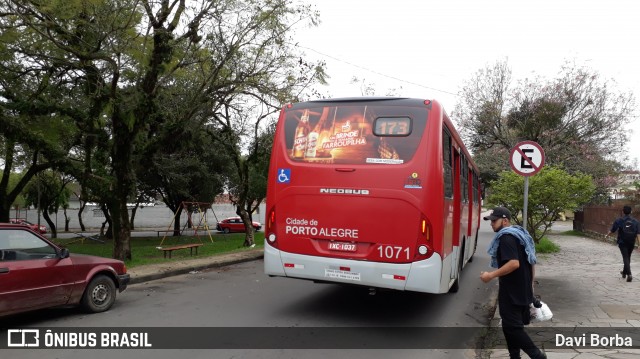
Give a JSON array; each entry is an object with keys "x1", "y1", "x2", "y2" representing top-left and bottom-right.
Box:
[
  {"x1": 607, "y1": 205, "x2": 640, "y2": 282},
  {"x1": 480, "y1": 207, "x2": 545, "y2": 359}
]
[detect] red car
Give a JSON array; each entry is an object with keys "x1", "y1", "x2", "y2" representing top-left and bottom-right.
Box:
[
  {"x1": 216, "y1": 217, "x2": 262, "y2": 233},
  {"x1": 9, "y1": 218, "x2": 47, "y2": 234},
  {"x1": 0, "y1": 223, "x2": 129, "y2": 317}
]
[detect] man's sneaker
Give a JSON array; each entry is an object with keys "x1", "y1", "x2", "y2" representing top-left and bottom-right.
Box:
[
  {"x1": 627, "y1": 275, "x2": 633, "y2": 282},
  {"x1": 621, "y1": 271, "x2": 626, "y2": 278}
]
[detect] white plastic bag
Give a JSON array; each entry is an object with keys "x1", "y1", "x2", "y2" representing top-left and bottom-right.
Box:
[{"x1": 529, "y1": 301, "x2": 553, "y2": 322}]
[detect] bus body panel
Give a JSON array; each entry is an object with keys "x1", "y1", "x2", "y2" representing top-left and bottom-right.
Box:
[
  {"x1": 266, "y1": 240, "x2": 445, "y2": 293},
  {"x1": 265, "y1": 98, "x2": 481, "y2": 294}
]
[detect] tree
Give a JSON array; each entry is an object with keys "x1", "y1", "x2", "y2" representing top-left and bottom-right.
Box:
[
  {"x1": 23, "y1": 171, "x2": 71, "y2": 238},
  {"x1": 223, "y1": 120, "x2": 275, "y2": 245},
  {"x1": 200, "y1": 1, "x2": 327, "y2": 246},
  {"x1": 140, "y1": 120, "x2": 230, "y2": 236},
  {"x1": 1, "y1": 0, "x2": 326, "y2": 260},
  {"x1": 454, "y1": 59, "x2": 635, "y2": 197},
  {"x1": 0, "y1": 28, "x2": 78, "y2": 223},
  {"x1": 207, "y1": 101, "x2": 286, "y2": 247},
  {"x1": 486, "y1": 166, "x2": 595, "y2": 243}
]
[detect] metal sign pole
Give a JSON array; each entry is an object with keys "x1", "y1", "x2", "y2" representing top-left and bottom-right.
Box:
[
  {"x1": 523, "y1": 176, "x2": 529, "y2": 231},
  {"x1": 510, "y1": 141, "x2": 545, "y2": 233}
]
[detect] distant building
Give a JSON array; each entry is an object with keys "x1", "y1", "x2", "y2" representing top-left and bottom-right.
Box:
[{"x1": 610, "y1": 170, "x2": 640, "y2": 200}]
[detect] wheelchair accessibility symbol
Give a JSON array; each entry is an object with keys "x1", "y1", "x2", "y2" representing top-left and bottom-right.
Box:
[{"x1": 277, "y1": 168, "x2": 291, "y2": 184}]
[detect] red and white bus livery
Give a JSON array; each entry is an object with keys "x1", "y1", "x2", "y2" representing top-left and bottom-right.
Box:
[{"x1": 264, "y1": 97, "x2": 481, "y2": 294}]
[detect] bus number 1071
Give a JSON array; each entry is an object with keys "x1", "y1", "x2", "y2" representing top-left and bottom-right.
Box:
[{"x1": 378, "y1": 245, "x2": 410, "y2": 260}]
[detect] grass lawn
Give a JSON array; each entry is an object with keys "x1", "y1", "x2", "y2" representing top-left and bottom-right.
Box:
[
  {"x1": 52, "y1": 231, "x2": 265, "y2": 268},
  {"x1": 535, "y1": 236, "x2": 560, "y2": 253}
]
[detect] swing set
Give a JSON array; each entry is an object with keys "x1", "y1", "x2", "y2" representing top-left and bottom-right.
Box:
[{"x1": 159, "y1": 201, "x2": 218, "y2": 246}]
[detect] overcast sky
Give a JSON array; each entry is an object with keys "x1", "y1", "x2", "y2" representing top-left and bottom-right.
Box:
[{"x1": 293, "y1": 0, "x2": 640, "y2": 165}]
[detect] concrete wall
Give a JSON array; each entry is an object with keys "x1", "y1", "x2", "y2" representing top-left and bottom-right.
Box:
[{"x1": 11, "y1": 203, "x2": 266, "y2": 231}]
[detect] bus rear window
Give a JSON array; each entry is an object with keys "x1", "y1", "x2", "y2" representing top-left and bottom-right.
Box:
[{"x1": 283, "y1": 105, "x2": 427, "y2": 165}]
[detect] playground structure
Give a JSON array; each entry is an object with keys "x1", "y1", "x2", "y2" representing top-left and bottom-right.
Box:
[{"x1": 159, "y1": 201, "x2": 218, "y2": 246}]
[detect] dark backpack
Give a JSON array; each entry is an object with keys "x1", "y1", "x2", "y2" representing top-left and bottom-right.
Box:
[{"x1": 621, "y1": 217, "x2": 638, "y2": 243}]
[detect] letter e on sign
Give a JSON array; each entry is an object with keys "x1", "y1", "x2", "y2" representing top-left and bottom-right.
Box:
[{"x1": 509, "y1": 141, "x2": 545, "y2": 176}]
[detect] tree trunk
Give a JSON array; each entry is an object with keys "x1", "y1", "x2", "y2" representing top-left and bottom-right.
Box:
[
  {"x1": 78, "y1": 201, "x2": 86, "y2": 231},
  {"x1": 111, "y1": 194, "x2": 132, "y2": 261},
  {"x1": 63, "y1": 207, "x2": 70, "y2": 232},
  {"x1": 130, "y1": 204, "x2": 138, "y2": 230},
  {"x1": 173, "y1": 206, "x2": 183, "y2": 236},
  {"x1": 99, "y1": 205, "x2": 113, "y2": 239},
  {"x1": 237, "y1": 206, "x2": 255, "y2": 247},
  {"x1": 110, "y1": 116, "x2": 135, "y2": 260},
  {"x1": 43, "y1": 211, "x2": 56, "y2": 238}
]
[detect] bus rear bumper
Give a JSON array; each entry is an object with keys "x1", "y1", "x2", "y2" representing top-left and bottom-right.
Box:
[{"x1": 264, "y1": 240, "x2": 444, "y2": 293}]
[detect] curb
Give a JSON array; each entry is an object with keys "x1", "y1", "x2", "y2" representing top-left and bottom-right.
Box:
[
  {"x1": 476, "y1": 283, "x2": 500, "y2": 359},
  {"x1": 128, "y1": 250, "x2": 264, "y2": 284}
]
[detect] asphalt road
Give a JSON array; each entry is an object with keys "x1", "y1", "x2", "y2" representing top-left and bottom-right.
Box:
[{"x1": 2, "y1": 221, "x2": 500, "y2": 359}]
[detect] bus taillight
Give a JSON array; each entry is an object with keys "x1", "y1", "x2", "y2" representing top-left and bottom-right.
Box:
[
  {"x1": 417, "y1": 217, "x2": 433, "y2": 259},
  {"x1": 267, "y1": 208, "x2": 278, "y2": 248},
  {"x1": 267, "y1": 209, "x2": 275, "y2": 230}
]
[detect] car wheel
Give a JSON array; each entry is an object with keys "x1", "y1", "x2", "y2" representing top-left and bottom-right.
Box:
[
  {"x1": 81, "y1": 274, "x2": 117, "y2": 313},
  {"x1": 223, "y1": 227, "x2": 230, "y2": 234}
]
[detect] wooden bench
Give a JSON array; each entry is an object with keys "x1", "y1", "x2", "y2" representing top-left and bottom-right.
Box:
[{"x1": 158, "y1": 243, "x2": 203, "y2": 258}]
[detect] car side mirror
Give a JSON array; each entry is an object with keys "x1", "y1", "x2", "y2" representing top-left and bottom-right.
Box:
[{"x1": 59, "y1": 248, "x2": 70, "y2": 259}]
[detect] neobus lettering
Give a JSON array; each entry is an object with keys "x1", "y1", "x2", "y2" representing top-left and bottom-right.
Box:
[
  {"x1": 319, "y1": 188, "x2": 370, "y2": 195},
  {"x1": 285, "y1": 225, "x2": 359, "y2": 239}
]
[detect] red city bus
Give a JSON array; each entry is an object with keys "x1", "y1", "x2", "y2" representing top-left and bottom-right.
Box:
[{"x1": 264, "y1": 97, "x2": 481, "y2": 294}]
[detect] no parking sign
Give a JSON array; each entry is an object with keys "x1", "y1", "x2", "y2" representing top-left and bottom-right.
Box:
[
  {"x1": 510, "y1": 141, "x2": 545, "y2": 176},
  {"x1": 509, "y1": 141, "x2": 545, "y2": 231}
]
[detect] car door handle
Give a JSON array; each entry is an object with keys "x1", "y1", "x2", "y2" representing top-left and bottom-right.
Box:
[{"x1": 0, "y1": 268, "x2": 9, "y2": 274}]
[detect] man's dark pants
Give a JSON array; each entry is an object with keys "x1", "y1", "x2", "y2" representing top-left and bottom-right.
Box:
[
  {"x1": 499, "y1": 294, "x2": 545, "y2": 359},
  {"x1": 619, "y1": 241, "x2": 635, "y2": 276}
]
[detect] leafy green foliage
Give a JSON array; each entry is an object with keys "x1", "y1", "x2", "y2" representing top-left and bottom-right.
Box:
[
  {"x1": 455, "y1": 59, "x2": 635, "y2": 199},
  {"x1": 486, "y1": 166, "x2": 595, "y2": 242},
  {"x1": 535, "y1": 236, "x2": 560, "y2": 254},
  {"x1": 1, "y1": 0, "x2": 326, "y2": 259},
  {"x1": 23, "y1": 171, "x2": 71, "y2": 237},
  {"x1": 3, "y1": 172, "x2": 26, "y2": 209}
]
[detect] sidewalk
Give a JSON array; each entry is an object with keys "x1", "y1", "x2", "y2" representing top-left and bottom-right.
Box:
[
  {"x1": 126, "y1": 248, "x2": 264, "y2": 284},
  {"x1": 485, "y1": 225, "x2": 640, "y2": 358}
]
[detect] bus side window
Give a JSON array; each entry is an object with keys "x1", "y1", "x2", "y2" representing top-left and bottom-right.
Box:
[
  {"x1": 442, "y1": 129, "x2": 453, "y2": 198},
  {"x1": 461, "y1": 154, "x2": 469, "y2": 203},
  {"x1": 474, "y1": 171, "x2": 481, "y2": 203}
]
